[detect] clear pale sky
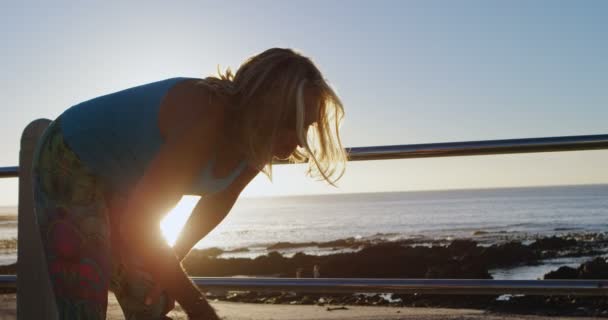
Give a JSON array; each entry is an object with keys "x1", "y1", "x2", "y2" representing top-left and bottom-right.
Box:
[{"x1": 1, "y1": 1, "x2": 607, "y2": 206}]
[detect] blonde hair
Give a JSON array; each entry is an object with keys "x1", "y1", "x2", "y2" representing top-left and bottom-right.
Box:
[{"x1": 200, "y1": 48, "x2": 346, "y2": 186}]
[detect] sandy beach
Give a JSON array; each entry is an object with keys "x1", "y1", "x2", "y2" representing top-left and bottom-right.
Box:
[{"x1": 0, "y1": 293, "x2": 605, "y2": 320}]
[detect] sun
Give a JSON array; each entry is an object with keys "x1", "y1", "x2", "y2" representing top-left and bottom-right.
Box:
[{"x1": 160, "y1": 195, "x2": 201, "y2": 246}]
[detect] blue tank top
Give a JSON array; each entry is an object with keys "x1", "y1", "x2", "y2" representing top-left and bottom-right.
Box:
[{"x1": 59, "y1": 77, "x2": 247, "y2": 196}]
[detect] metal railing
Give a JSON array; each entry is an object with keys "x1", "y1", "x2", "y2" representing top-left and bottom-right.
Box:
[
  {"x1": 343, "y1": 134, "x2": 608, "y2": 161},
  {"x1": 1, "y1": 275, "x2": 608, "y2": 296},
  {"x1": 2, "y1": 133, "x2": 608, "y2": 295},
  {"x1": 2, "y1": 134, "x2": 607, "y2": 172},
  {"x1": 0, "y1": 166, "x2": 18, "y2": 178}
]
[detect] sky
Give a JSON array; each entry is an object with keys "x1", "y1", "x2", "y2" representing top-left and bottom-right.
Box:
[{"x1": 0, "y1": 1, "x2": 607, "y2": 206}]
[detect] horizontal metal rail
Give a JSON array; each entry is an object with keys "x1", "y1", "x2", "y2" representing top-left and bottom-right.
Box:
[
  {"x1": 0, "y1": 166, "x2": 18, "y2": 178},
  {"x1": 1, "y1": 134, "x2": 607, "y2": 177},
  {"x1": 193, "y1": 278, "x2": 608, "y2": 296},
  {"x1": 344, "y1": 133, "x2": 608, "y2": 161},
  {"x1": 1, "y1": 275, "x2": 607, "y2": 295}
]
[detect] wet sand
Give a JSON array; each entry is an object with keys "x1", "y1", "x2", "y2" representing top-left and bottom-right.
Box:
[{"x1": 0, "y1": 293, "x2": 603, "y2": 320}]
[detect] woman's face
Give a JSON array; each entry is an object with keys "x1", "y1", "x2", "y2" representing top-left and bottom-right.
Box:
[{"x1": 272, "y1": 90, "x2": 320, "y2": 160}]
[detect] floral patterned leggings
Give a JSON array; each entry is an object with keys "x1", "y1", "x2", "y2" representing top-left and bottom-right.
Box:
[{"x1": 32, "y1": 119, "x2": 172, "y2": 320}]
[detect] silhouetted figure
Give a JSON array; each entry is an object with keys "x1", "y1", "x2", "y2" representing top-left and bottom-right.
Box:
[{"x1": 32, "y1": 48, "x2": 347, "y2": 319}]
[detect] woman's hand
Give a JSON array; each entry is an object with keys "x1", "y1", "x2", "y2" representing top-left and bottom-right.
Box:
[
  {"x1": 144, "y1": 283, "x2": 175, "y2": 315},
  {"x1": 141, "y1": 269, "x2": 219, "y2": 319},
  {"x1": 183, "y1": 296, "x2": 220, "y2": 320}
]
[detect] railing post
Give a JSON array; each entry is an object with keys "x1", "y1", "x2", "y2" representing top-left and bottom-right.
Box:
[{"x1": 17, "y1": 119, "x2": 57, "y2": 320}]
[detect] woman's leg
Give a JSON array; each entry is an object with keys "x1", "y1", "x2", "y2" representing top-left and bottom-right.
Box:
[
  {"x1": 106, "y1": 191, "x2": 173, "y2": 320},
  {"x1": 33, "y1": 120, "x2": 112, "y2": 320}
]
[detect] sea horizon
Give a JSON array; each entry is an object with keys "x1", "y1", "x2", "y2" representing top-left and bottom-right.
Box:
[{"x1": 1, "y1": 182, "x2": 607, "y2": 212}]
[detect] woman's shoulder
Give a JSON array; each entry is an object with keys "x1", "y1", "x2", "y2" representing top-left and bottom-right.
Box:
[{"x1": 158, "y1": 78, "x2": 226, "y2": 140}]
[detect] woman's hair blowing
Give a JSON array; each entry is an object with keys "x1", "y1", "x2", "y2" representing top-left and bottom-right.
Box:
[{"x1": 200, "y1": 48, "x2": 346, "y2": 186}]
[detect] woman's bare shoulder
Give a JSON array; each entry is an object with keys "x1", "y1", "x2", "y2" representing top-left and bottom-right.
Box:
[{"x1": 158, "y1": 79, "x2": 225, "y2": 140}]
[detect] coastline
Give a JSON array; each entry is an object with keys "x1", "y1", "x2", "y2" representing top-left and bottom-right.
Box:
[
  {"x1": 182, "y1": 233, "x2": 608, "y2": 317},
  {"x1": 2, "y1": 232, "x2": 608, "y2": 317}
]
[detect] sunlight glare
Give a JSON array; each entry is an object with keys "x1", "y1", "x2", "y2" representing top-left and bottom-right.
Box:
[{"x1": 160, "y1": 195, "x2": 201, "y2": 246}]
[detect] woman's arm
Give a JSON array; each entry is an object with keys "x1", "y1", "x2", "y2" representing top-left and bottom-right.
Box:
[
  {"x1": 121, "y1": 92, "x2": 224, "y2": 317},
  {"x1": 174, "y1": 166, "x2": 259, "y2": 261}
]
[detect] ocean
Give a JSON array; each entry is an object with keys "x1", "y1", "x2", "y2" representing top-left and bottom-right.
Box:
[
  {"x1": 1, "y1": 184, "x2": 607, "y2": 278},
  {"x1": 198, "y1": 184, "x2": 608, "y2": 250}
]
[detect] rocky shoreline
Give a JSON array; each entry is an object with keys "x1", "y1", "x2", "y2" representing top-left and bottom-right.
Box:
[
  {"x1": 182, "y1": 233, "x2": 608, "y2": 279},
  {"x1": 2, "y1": 233, "x2": 608, "y2": 316},
  {"x1": 183, "y1": 233, "x2": 608, "y2": 317}
]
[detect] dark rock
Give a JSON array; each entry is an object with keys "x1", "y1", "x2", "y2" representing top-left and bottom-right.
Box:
[
  {"x1": 0, "y1": 263, "x2": 16, "y2": 274},
  {"x1": 480, "y1": 241, "x2": 537, "y2": 268},
  {"x1": 300, "y1": 296, "x2": 314, "y2": 305},
  {"x1": 544, "y1": 266, "x2": 579, "y2": 279},
  {"x1": 530, "y1": 236, "x2": 578, "y2": 251},
  {"x1": 580, "y1": 257, "x2": 608, "y2": 279},
  {"x1": 544, "y1": 257, "x2": 608, "y2": 280},
  {"x1": 198, "y1": 247, "x2": 224, "y2": 257},
  {"x1": 317, "y1": 238, "x2": 358, "y2": 248},
  {"x1": 472, "y1": 230, "x2": 489, "y2": 236},
  {"x1": 448, "y1": 239, "x2": 478, "y2": 255},
  {"x1": 267, "y1": 242, "x2": 318, "y2": 250}
]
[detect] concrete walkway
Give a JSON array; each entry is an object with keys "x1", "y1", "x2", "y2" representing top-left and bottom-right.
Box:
[{"x1": 0, "y1": 293, "x2": 602, "y2": 320}]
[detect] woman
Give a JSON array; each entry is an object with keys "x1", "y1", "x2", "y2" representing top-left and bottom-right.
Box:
[{"x1": 32, "y1": 48, "x2": 347, "y2": 319}]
